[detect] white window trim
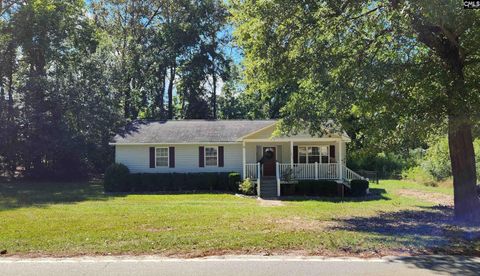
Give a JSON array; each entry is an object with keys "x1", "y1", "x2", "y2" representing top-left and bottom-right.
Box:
[
  {"x1": 298, "y1": 145, "x2": 330, "y2": 164},
  {"x1": 155, "y1": 147, "x2": 169, "y2": 167},
  {"x1": 204, "y1": 146, "x2": 219, "y2": 167}
]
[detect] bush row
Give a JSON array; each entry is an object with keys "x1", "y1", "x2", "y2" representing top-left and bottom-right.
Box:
[
  {"x1": 281, "y1": 179, "x2": 370, "y2": 197},
  {"x1": 348, "y1": 179, "x2": 369, "y2": 196},
  {"x1": 294, "y1": 180, "x2": 339, "y2": 196},
  {"x1": 104, "y1": 163, "x2": 241, "y2": 193}
]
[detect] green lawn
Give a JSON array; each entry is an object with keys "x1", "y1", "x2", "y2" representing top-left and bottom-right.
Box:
[{"x1": 0, "y1": 179, "x2": 478, "y2": 257}]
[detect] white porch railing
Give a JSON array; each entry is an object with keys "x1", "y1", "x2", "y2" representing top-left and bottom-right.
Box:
[
  {"x1": 294, "y1": 163, "x2": 317, "y2": 180},
  {"x1": 277, "y1": 163, "x2": 364, "y2": 181},
  {"x1": 279, "y1": 163, "x2": 340, "y2": 180},
  {"x1": 343, "y1": 166, "x2": 364, "y2": 181},
  {"x1": 318, "y1": 163, "x2": 340, "y2": 179},
  {"x1": 246, "y1": 162, "x2": 365, "y2": 182},
  {"x1": 245, "y1": 163, "x2": 259, "y2": 180}
]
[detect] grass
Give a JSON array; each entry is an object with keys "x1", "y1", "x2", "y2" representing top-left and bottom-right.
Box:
[{"x1": 0, "y1": 179, "x2": 478, "y2": 257}]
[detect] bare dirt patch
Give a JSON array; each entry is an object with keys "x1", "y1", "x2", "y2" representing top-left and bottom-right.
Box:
[
  {"x1": 257, "y1": 199, "x2": 285, "y2": 207},
  {"x1": 272, "y1": 216, "x2": 341, "y2": 231},
  {"x1": 396, "y1": 189, "x2": 453, "y2": 206}
]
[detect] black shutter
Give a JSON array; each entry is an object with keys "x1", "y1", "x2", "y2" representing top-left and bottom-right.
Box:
[
  {"x1": 149, "y1": 147, "x2": 155, "y2": 168},
  {"x1": 199, "y1": 146, "x2": 205, "y2": 167},
  {"x1": 218, "y1": 146, "x2": 224, "y2": 167},
  {"x1": 169, "y1": 147, "x2": 175, "y2": 168},
  {"x1": 293, "y1": 146, "x2": 298, "y2": 164},
  {"x1": 330, "y1": 145, "x2": 336, "y2": 159}
]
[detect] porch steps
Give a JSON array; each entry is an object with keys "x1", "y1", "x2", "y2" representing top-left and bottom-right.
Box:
[{"x1": 259, "y1": 178, "x2": 277, "y2": 198}]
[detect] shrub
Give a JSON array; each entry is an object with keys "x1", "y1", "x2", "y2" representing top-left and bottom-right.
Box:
[
  {"x1": 402, "y1": 166, "x2": 437, "y2": 186},
  {"x1": 349, "y1": 179, "x2": 369, "y2": 197},
  {"x1": 347, "y1": 151, "x2": 412, "y2": 179},
  {"x1": 417, "y1": 137, "x2": 480, "y2": 182},
  {"x1": 228, "y1": 173, "x2": 241, "y2": 192},
  {"x1": 124, "y1": 172, "x2": 238, "y2": 193},
  {"x1": 239, "y1": 178, "x2": 255, "y2": 195},
  {"x1": 420, "y1": 137, "x2": 451, "y2": 180},
  {"x1": 104, "y1": 163, "x2": 130, "y2": 192},
  {"x1": 295, "y1": 180, "x2": 338, "y2": 196}
]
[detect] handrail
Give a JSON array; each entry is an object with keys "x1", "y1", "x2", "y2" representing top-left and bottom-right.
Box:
[
  {"x1": 343, "y1": 166, "x2": 365, "y2": 181},
  {"x1": 245, "y1": 163, "x2": 259, "y2": 180}
]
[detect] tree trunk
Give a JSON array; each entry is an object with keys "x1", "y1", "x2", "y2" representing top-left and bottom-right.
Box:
[
  {"x1": 167, "y1": 65, "x2": 175, "y2": 119},
  {"x1": 448, "y1": 116, "x2": 480, "y2": 221},
  {"x1": 154, "y1": 65, "x2": 166, "y2": 119},
  {"x1": 124, "y1": 86, "x2": 131, "y2": 119},
  {"x1": 211, "y1": 32, "x2": 217, "y2": 119},
  {"x1": 445, "y1": 53, "x2": 480, "y2": 221},
  {"x1": 212, "y1": 62, "x2": 217, "y2": 119}
]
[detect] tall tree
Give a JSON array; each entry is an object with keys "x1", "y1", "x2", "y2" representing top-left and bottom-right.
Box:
[
  {"x1": 232, "y1": 0, "x2": 480, "y2": 220},
  {"x1": 8, "y1": 0, "x2": 121, "y2": 179},
  {"x1": 0, "y1": 0, "x2": 21, "y2": 175}
]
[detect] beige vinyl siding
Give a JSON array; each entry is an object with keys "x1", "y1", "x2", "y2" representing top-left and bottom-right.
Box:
[
  {"x1": 115, "y1": 144, "x2": 243, "y2": 174},
  {"x1": 245, "y1": 142, "x2": 291, "y2": 163}
]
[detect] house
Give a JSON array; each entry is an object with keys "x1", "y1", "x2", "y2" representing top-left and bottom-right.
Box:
[{"x1": 110, "y1": 120, "x2": 364, "y2": 197}]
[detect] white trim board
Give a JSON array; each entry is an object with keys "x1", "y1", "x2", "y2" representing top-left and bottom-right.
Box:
[{"x1": 110, "y1": 142, "x2": 242, "y2": 146}]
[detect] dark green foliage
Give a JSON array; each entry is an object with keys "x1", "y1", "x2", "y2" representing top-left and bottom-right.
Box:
[
  {"x1": 347, "y1": 152, "x2": 412, "y2": 179},
  {"x1": 349, "y1": 180, "x2": 369, "y2": 197},
  {"x1": 295, "y1": 180, "x2": 338, "y2": 197},
  {"x1": 228, "y1": 172, "x2": 241, "y2": 191},
  {"x1": 115, "y1": 172, "x2": 238, "y2": 193},
  {"x1": 104, "y1": 163, "x2": 130, "y2": 192},
  {"x1": 280, "y1": 184, "x2": 295, "y2": 196},
  {"x1": 231, "y1": 0, "x2": 480, "y2": 219},
  {"x1": 0, "y1": 0, "x2": 234, "y2": 180}
]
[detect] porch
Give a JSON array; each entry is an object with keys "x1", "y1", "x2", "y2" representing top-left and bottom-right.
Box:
[
  {"x1": 241, "y1": 138, "x2": 364, "y2": 197},
  {"x1": 244, "y1": 162, "x2": 363, "y2": 182}
]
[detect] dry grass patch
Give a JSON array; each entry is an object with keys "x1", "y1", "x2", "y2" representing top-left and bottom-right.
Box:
[{"x1": 396, "y1": 189, "x2": 453, "y2": 206}]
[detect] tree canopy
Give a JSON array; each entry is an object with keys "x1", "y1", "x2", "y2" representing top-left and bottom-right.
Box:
[
  {"x1": 231, "y1": 0, "x2": 480, "y2": 220},
  {"x1": 0, "y1": 0, "x2": 243, "y2": 179}
]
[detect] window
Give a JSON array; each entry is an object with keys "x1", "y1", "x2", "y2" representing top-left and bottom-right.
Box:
[
  {"x1": 321, "y1": 146, "x2": 329, "y2": 163},
  {"x1": 205, "y1": 146, "x2": 218, "y2": 166},
  {"x1": 298, "y1": 146, "x2": 329, "y2": 164},
  {"x1": 299, "y1": 146, "x2": 307, "y2": 163},
  {"x1": 155, "y1": 147, "x2": 169, "y2": 167},
  {"x1": 309, "y1": 146, "x2": 320, "y2": 163}
]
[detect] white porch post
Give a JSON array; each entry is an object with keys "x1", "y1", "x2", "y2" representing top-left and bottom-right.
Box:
[
  {"x1": 242, "y1": 141, "x2": 246, "y2": 180},
  {"x1": 338, "y1": 140, "x2": 343, "y2": 180},
  {"x1": 315, "y1": 162, "x2": 318, "y2": 180},
  {"x1": 257, "y1": 162, "x2": 261, "y2": 196},
  {"x1": 290, "y1": 140, "x2": 294, "y2": 169},
  {"x1": 276, "y1": 162, "x2": 280, "y2": 197}
]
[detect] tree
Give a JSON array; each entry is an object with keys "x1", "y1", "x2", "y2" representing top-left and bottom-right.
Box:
[
  {"x1": 7, "y1": 0, "x2": 122, "y2": 179},
  {"x1": 0, "y1": 0, "x2": 21, "y2": 175},
  {"x1": 231, "y1": 0, "x2": 480, "y2": 220}
]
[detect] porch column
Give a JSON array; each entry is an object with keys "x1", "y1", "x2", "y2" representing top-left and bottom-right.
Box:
[
  {"x1": 290, "y1": 140, "x2": 294, "y2": 170},
  {"x1": 242, "y1": 141, "x2": 246, "y2": 179},
  {"x1": 338, "y1": 140, "x2": 343, "y2": 180},
  {"x1": 276, "y1": 162, "x2": 280, "y2": 197}
]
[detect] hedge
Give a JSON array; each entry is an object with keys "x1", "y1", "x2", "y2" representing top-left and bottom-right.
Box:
[
  {"x1": 349, "y1": 179, "x2": 369, "y2": 196},
  {"x1": 104, "y1": 163, "x2": 130, "y2": 192},
  {"x1": 104, "y1": 171, "x2": 241, "y2": 193},
  {"x1": 295, "y1": 180, "x2": 339, "y2": 196}
]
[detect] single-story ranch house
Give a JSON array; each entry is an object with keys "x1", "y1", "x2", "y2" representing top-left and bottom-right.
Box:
[{"x1": 110, "y1": 120, "x2": 364, "y2": 197}]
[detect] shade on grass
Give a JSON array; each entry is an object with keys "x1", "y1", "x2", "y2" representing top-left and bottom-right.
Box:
[{"x1": 0, "y1": 180, "x2": 477, "y2": 257}]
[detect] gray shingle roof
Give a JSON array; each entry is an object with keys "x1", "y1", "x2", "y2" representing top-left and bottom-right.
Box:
[{"x1": 112, "y1": 120, "x2": 276, "y2": 144}]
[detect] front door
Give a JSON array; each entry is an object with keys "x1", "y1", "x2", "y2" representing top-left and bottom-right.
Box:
[{"x1": 262, "y1": 147, "x2": 276, "y2": 177}]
